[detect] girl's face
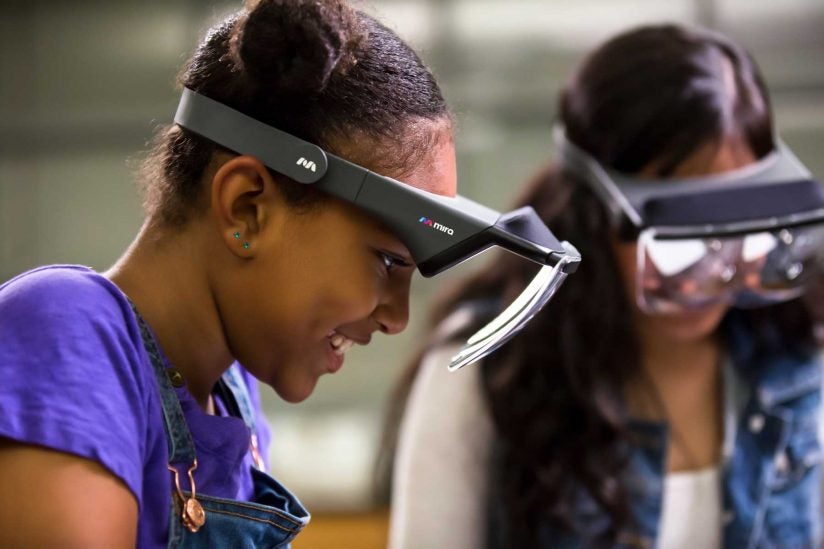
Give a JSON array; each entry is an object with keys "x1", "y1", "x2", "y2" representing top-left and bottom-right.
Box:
[
  {"x1": 613, "y1": 137, "x2": 758, "y2": 343},
  {"x1": 221, "y1": 130, "x2": 457, "y2": 402}
]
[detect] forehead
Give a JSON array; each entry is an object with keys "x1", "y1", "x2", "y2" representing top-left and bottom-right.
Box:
[
  {"x1": 668, "y1": 138, "x2": 758, "y2": 178},
  {"x1": 331, "y1": 119, "x2": 457, "y2": 198},
  {"x1": 401, "y1": 129, "x2": 457, "y2": 197},
  {"x1": 325, "y1": 124, "x2": 458, "y2": 257}
]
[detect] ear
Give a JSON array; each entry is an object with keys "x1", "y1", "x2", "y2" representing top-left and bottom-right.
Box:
[{"x1": 209, "y1": 155, "x2": 283, "y2": 258}]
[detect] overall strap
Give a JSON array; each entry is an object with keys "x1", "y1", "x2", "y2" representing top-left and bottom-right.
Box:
[{"x1": 130, "y1": 304, "x2": 197, "y2": 464}]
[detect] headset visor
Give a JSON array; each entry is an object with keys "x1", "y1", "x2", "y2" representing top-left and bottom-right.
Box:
[{"x1": 637, "y1": 224, "x2": 824, "y2": 313}]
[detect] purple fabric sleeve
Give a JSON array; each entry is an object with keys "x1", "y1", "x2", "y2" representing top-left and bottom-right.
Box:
[{"x1": 0, "y1": 265, "x2": 154, "y2": 503}]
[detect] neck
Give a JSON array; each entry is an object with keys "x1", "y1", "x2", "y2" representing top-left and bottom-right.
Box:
[
  {"x1": 629, "y1": 319, "x2": 725, "y2": 471},
  {"x1": 629, "y1": 321, "x2": 723, "y2": 419},
  {"x1": 640, "y1": 329, "x2": 721, "y2": 392},
  {"x1": 106, "y1": 221, "x2": 233, "y2": 409}
]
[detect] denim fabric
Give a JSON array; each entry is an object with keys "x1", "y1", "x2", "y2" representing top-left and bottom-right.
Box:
[
  {"x1": 168, "y1": 469, "x2": 309, "y2": 548},
  {"x1": 489, "y1": 313, "x2": 822, "y2": 549},
  {"x1": 134, "y1": 307, "x2": 310, "y2": 548},
  {"x1": 133, "y1": 308, "x2": 197, "y2": 464},
  {"x1": 721, "y1": 314, "x2": 822, "y2": 549}
]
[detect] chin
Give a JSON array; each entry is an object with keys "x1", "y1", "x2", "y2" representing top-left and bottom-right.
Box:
[
  {"x1": 651, "y1": 306, "x2": 728, "y2": 342},
  {"x1": 274, "y1": 380, "x2": 318, "y2": 403},
  {"x1": 267, "y1": 369, "x2": 320, "y2": 403}
]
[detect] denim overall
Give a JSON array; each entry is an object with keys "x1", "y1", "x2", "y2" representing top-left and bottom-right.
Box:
[
  {"x1": 487, "y1": 312, "x2": 822, "y2": 549},
  {"x1": 134, "y1": 308, "x2": 310, "y2": 548}
]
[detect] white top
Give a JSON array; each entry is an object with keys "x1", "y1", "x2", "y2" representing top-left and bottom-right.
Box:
[
  {"x1": 658, "y1": 467, "x2": 722, "y2": 549},
  {"x1": 389, "y1": 346, "x2": 735, "y2": 549}
]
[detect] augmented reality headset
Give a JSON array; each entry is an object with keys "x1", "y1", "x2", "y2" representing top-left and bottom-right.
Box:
[
  {"x1": 555, "y1": 126, "x2": 824, "y2": 314},
  {"x1": 174, "y1": 89, "x2": 581, "y2": 369}
]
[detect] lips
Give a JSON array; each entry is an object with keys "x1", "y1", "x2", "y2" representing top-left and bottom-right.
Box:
[
  {"x1": 329, "y1": 332, "x2": 355, "y2": 356},
  {"x1": 324, "y1": 329, "x2": 371, "y2": 374},
  {"x1": 325, "y1": 330, "x2": 355, "y2": 374}
]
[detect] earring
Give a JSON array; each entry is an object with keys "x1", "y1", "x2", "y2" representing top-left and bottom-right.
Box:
[{"x1": 233, "y1": 231, "x2": 250, "y2": 250}]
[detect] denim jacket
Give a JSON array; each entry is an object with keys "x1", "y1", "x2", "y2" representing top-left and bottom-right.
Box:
[{"x1": 489, "y1": 313, "x2": 822, "y2": 549}]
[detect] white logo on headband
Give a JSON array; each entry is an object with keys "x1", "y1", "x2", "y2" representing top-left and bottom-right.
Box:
[{"x1": 296, "y1": 157, "x2": 317, "y2": 173}]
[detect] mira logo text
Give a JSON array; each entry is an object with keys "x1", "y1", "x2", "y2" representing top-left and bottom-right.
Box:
[{"x1": 419, "y1": 216, "x2": 454, "y2": 236}]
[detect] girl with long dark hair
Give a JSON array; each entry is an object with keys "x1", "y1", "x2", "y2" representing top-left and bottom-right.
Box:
[{"x1": 390, "y1": 24, "x2": 824, "y2": 548}]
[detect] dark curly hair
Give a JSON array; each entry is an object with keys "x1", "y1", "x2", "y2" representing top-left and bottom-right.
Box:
[
  {"x1": 139, "y1": 0, "x2": 450, "y2": 227},
  {"x1": 383, "y1": 23, "x2": 824, "y2": 547}
]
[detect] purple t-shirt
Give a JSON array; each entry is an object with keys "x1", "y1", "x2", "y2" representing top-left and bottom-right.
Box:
[{"x1": 0, "y1": 265, "x2": 272, "y2": 548}]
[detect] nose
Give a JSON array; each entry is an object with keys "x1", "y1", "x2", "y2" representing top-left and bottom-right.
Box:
[{"x1": 373, "y1": 279, "x2": 410, "y2": 335}]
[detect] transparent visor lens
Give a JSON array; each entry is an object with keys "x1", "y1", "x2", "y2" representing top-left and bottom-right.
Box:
[
  {"x1": 448, "y1": 246, "x2": 576, "y2": 370},
  {"x1": 637, "y1": 225, "x2": 824, "y2": 314}
]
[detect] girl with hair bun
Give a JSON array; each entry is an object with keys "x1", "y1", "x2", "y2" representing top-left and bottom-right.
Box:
[{"x1": 0, "y1": 0, "x2": 460, "y2": 546}]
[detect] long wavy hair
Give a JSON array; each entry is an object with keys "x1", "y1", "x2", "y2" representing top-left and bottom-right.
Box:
[{"x1": 382, "y1": 23, "x2": 824, "y2": 546}]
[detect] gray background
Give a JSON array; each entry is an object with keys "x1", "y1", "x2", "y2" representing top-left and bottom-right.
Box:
[{"x1": 2, "y1": 0, "x2": 823, "y2": 510}]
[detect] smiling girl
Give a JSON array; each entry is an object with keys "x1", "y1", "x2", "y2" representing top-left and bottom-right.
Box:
[{"x1": 0, "y1": 0, "x2": 457, "y2": 546}]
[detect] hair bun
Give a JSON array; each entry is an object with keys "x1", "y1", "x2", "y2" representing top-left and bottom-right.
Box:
[{"x1": 230, "y1": 0, "x2": 363, "y2": 97}]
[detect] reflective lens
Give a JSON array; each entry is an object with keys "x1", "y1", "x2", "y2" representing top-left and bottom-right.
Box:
[
  {"x1": 636, "y1": 225, "x2": 824, "y2": 314},
  {"x1": 448, "y1": 243, "x2": 578, "y2": 370}
]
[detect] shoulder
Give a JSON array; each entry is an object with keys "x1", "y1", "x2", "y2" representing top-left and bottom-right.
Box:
[
  {"x1": 0, "y1": 262, "x2": 152, "y2": 387},
  {"x1": 390, "y1": 344, "x2": 495, "y2": 549},
  {"x1": 1, "y1": 265, "x2": 134, "y2": 322},
  {"x1": 402, "y1": 342, "x2": 495, "y2": 460},
  {"x1": 0, "y1": 263, "x2": 149, "y2": 379},
  {"x1": 0, "y1": 265, "x2": 143, "y2": 352},
  {"x1": 414, "y1": 344, "x2": 487, "y2": 411},
  {"x1": 0, "y1": 265, "x2": 157, "y2": 499}
]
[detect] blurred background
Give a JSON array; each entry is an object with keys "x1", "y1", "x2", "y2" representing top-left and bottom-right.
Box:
[{"x1": 1, "y1": 0, "x2": 823, "y2": 546}]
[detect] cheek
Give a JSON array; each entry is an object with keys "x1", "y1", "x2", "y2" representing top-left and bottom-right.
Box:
[
  {"x1": 293, "y1": 248, "x2": 383, "y2": 329},
  {"x1": 313, "y1": 282, "x2": 377, "y2": 328}
]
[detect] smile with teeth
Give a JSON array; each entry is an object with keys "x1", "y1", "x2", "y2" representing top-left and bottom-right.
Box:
[{"x1": 328, "y1": 332, "x2": 355, "y2": 356}]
